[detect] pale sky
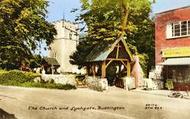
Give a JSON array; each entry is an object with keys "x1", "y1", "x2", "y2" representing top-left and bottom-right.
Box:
[
  {"x1": 152, "y1": 0, "x2": 190, "y2": 14},
  {"x1": 47, "y1": 0, "x2": 190, "y2": 22},
  {"x1": 47, "y1": 0, "x2": 81, "y2": 22},
  {"x1": 40, "y1": 0, "x2": 190, "y2": 56}
]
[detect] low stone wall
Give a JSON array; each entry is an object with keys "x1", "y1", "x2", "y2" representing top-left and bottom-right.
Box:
[
  {"x1": 122, "y1": 77, "x2": 135, "y2": 90},
  {"x1": 122, "y1": 77, "x2": 146, "y2": 90},
  {"x1": 152, "y1": 79, "x2": 164, "y2": 89},
  {"x1": 122, "y1": 77, "x2": 164, "y2": 90},
  {"x1": 39, "y1": 74, "x2": 163, "y2": 91},
  {"x1": 40, "y1": 74, "x2": 76, "y2": 86},
  {"x1": 40, "y1": 74, "x2": 109, "y2": 91},
  {"x1": 86, "y1": 76, "x2": 108, "y2": 91},
  {"x1": 143, "y1": 78, "x2": 158, "y2": 90}
]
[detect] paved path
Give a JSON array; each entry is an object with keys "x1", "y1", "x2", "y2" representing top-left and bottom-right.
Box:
[{"x1": 0, "y1": 86, "x2": 190, "y2": 119}]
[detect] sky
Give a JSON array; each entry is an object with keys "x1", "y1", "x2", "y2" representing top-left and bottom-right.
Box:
[
  {"x1": 47, "y1": 0, "x2": 190, "y2": 22},
  {"x1": 47, "y1": 0, "x2": 81, "y2": 22},
  {"x1": 41, "y1": 0, "x2": 190, "y2": 56}
]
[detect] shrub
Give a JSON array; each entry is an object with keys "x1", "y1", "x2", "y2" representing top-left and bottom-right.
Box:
[
  {"x1": 24, "y1": 71, "x2": 41, "y2": 80},
  {"x1": 0, "y1": 70, "x2": 27, "y2": 84},
  {"x1": 0, "y1": 70, "x2": 76, "y2": 90},
  {"x1": 0, "y1": 70, "x2": 7, "y2": 75},
  {"x1": 49, "y1": 79, "x2": 55, "y2": 84},
  {"x1": 0, "y1": 70, "x2": 40, "y2": 84}
]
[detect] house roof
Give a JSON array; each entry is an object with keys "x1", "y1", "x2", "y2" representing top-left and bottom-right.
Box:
[
  {"x1": 43, "y1": 57, "x2": 60, "y2": 66},
  {"x1": 85, "y1": 37, "x2": 133, "y2": 62},
  {"x1": 156, "y1": 5, "x2": 190, "y2": 16}
]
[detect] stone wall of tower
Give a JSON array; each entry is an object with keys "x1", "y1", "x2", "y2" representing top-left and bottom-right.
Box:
[{"x1": 49, "y1": 20, "x2": 79, "y2": 73}]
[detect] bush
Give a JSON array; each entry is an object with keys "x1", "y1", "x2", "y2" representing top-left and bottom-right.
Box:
[
  {"x1": 49, "y1": 79, "x2": 55, "y2": 84},
  {"x1": 24, "y1": 71, "x2": 41, "y2": 80},
  {"x1": 0, "y1": 70, "x2": 76, "y2": 90},
  {"x1": 136, "y1": 53, "x2": 149, "y2": 77},
  {"x1": 0, "y1": 70, "x2": 40, "y2": 84},
  {"x1": 0, "y1": 70, "x2": 7, "y2": 75},
  {"x1": 0, "y1": 70, "x2": 28, "y2": 84}
]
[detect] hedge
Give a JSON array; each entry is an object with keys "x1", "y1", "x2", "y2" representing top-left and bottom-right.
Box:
[{"x1": 0, "y1": 70, "x2": 76, "y2": 90}]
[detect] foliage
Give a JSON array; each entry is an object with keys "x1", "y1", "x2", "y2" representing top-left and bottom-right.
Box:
[
  {"x1": 0, "y1": 70, "x2": 76, "y2": 90},
  {"x1": 0, "y1": 70, "x2": 40, "y2": 84},
  {"x1": 70, "y1": 0, "x2": 154, "y2": 76},
  {"x1": 0, "y1": 0, "x2": 57, "y2": 69},
  {"x1": 0, "y1": 69, "x2": 7, "y2": 75},
  {"x1": 127, "y1": 18, "x2": 155, "y2": 76},
  {"x1": 24, "y1": 71, "x2": 41, "y2": 79},
  {"x1": 21, "y1": 82, "x2": 76, "y2": 90},
  {"x1": 78, "y1": 0, "x2": 152, "y2": 38},
  {"x1": 70, "y1": 39, "x2": 94, "y2": 68},
  {"x1": 137, "y1": 53, "x2": 149, "y2": 77},
  {"x1": 29, "y1": 55, "x2": 42, "y2": 68}
]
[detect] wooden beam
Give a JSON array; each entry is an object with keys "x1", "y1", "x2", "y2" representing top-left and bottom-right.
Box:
[
  {"x1": 86, "y1": 66, "x2": 90, "y2": 75},
  {"x1": 92, "y1": 64, "x2": 96, "y2": 78},
  {"x1": 121, "y1": 60, "x2": 131, "y2": 77},
  {"x1": 106, "y1": 60, "x2": 113, "y2": 68},
  {"x1": 101, "y1": 61, "x2": 106, "y2": 78},
  {"x1": 116, "y1": 44, "x2": 120, "y2": 59},
  {"x1": 51, "y1": 65, "x2": 54, "y2": 75},
  {"x1": 107, "y1": 58, "x2": 129, "y2": 61},
  {"x1": 121, "y1": 60, "x2": 128, "y2": 71},
  {"x1": 121, "y1": 38, "x2": 133, "y2": 60},
  {"x1": 127, "y1": 61, "x2": 131, "y2": 77}
]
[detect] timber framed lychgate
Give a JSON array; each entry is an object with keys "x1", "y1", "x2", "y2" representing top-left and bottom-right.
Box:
[{"x1": 85, "y1": 37, "x2": 134, "y2": 79}]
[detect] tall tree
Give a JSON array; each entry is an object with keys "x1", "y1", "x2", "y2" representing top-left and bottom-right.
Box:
[
  {"x1": 0, "y1": 0, "x2": 56, "y2": 69},
  {"x1": 70, "y1": 0, "x2": 154, "y2": 76}
]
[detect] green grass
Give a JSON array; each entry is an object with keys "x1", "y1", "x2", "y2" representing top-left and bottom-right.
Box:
[
  {"x1": 0, "y1": 70, "x2": 76, "y2": 90},
  {"x1": 21, "y1": 82, "x2": 76, "y2": 90}
]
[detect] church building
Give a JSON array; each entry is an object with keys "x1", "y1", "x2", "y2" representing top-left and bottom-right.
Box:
[{"x1": 48, "y1": 19, "x2": 79, "y2": 73}]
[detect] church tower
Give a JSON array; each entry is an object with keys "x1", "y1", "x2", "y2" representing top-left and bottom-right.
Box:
[{"x1": 49, "y1": 19, "x2": 79, "y2": 73}]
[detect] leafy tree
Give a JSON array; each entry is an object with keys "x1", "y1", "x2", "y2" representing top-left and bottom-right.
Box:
[
  {"x1": 29, "y1": 54, "x2": 42, "y2": 69},
  {"x1": 70, "y1": 0, "x2": 154, "y2": 76},
  {"x1": 70, "y1": 38, "x2": 93, "y2": 68},
  {"x1": 0, "y1": 0, "x2": 56, "y2": 69}
]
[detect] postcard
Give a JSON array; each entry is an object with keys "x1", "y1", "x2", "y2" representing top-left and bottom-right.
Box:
[{"x1": 0, "y1": 0, "x2": 190, "y2": 119}]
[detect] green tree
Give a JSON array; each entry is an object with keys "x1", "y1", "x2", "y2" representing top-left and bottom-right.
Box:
[
  {"x1": 70, "y1": 0, "x2": 154, "y2": 76},
  {"x1": 0, "y1": 0, "x2": 56, "y2": 69},
  {"x1": 29, "y1": 54, "x2": 42, "y2": 69}
]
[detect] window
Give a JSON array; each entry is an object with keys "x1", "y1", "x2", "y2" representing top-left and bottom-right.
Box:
[
  {"x1": 188, "y1": 21, "x2": 190, "y2": 34},
  {"x1": 181, "y1": 21, "x2": 187, "y2": 35},
  {"x1": 166, "y1": 20, "x2": 190, "y2": 39},
  {"x1": 173, "y1": 22, "x2": 180, "y2": 36}
]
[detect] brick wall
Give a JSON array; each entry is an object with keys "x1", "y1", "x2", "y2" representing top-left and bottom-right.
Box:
[{"x1": 155, "y1": 7, "x2": 190, "y2": 64}]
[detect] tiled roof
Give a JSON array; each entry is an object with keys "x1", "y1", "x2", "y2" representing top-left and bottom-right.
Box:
[
  {"x1": 85, "y1": 37, "x2": 133, "y2": 62},
  {"x1": 43, "y1": 57, "x2": 60, "y2": 66}
]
